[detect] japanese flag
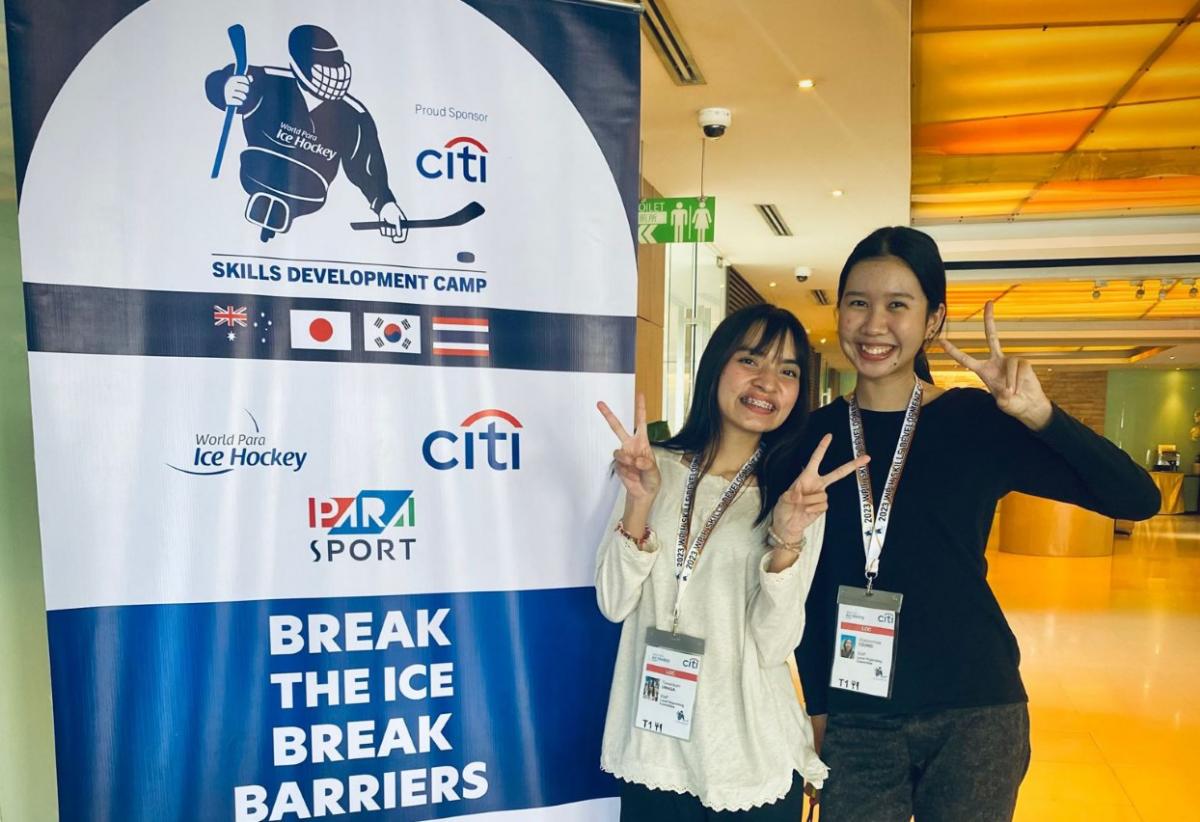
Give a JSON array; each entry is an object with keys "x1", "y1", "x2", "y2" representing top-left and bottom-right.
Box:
[{"x1": 289, "y1": 310, "x2": 352, "y2": 350}]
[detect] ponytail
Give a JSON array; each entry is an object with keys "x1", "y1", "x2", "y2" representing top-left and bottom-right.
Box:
[{"x1": 915, "y1": 347, "x2": 933, "y2": 384}]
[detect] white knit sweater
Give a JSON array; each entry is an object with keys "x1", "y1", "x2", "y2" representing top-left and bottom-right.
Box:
[{"x1": 596, "y1": 449, "x2": 828, "y2": 812}]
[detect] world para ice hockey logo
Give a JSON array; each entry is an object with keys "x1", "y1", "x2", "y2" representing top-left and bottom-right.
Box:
[{"x1": 206, "y1": 24, "x2": 484, "y2": 243}]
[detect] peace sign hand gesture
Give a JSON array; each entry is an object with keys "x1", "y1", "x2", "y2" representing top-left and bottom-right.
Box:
[
  {"x1": 937, "y1": 301, "x2": 1053, "y2": 431},
  {"x1": 597, "y1": 394, "x2": 661, "y2": 504},
  {"x1": 771, "y1": 434, "x2": 870, "y2": 546}
]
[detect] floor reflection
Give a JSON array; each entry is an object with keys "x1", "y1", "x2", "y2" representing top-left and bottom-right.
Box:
[{"x1": 990, "y1": 515, "x2": 1200, "y2": 822}]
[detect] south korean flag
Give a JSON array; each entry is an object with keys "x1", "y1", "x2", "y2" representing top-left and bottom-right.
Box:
[{"x1": 364, "y1": 313, "x2": 422, "y2": 354}]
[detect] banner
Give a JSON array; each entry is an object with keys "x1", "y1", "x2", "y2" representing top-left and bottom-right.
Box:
[{"x1": 7, "y1": 1, "x2": 639, "y2": 819}]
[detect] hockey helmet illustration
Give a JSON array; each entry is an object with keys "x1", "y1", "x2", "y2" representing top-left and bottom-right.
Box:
[{"x1": 288, "y1": 25, "x2": 351, "y2": 101}]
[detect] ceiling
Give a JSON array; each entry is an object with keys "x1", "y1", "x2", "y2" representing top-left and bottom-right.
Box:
[
  {"x1": 638, "y1": 0, "x2": 1200, "y2": 371},
  {"x1": 913, "y1": 0, "x2": 1200, "y2": 222},
  {"x1": 639, "y1": 0, "x2": 912, "y2": 327}
]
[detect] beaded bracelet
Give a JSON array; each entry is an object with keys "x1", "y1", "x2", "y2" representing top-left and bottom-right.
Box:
[
  {"x1": 616, "y1": 520, "x2": 653, "y2": 549},
  {"x1": 767, "y1": 526, "x2": 806, "y2": 554}
]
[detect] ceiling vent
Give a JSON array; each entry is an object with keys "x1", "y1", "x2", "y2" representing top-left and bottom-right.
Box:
[
  {"x1": 641, "y1": 0, "x2": 706, "y2": 86},
  {"x1": 754, "y1": 204, "x2": 793, "y2": 237},
  {"x1": 810, "y1": 289, "x2": 831, "y2": 306}
]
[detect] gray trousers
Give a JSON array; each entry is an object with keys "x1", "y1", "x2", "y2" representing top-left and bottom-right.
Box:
[{"x1": 819, "y1": 703, "x2": 1030, "y2": 822}]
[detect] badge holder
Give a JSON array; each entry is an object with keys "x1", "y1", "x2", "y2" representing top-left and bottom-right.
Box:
[
  {"x1": 829, "y1": 584, "x2": 903, "y2": 699},
  {"x1": 634, "y1": 627, "x2": 706, "y2": 740}
]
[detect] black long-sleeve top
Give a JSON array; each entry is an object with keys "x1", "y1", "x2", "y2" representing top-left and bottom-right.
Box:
[{"x1": 795, "y1": 388, "x2": 1159, "y2": 716}]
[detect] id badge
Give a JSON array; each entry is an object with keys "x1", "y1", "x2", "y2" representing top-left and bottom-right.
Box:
[
  {"x1": 634, "y1": 627, "x2": 705, "y2": 740},
  {"x1": 829, "y1": 585, "x2": 903, "y2": 699}
]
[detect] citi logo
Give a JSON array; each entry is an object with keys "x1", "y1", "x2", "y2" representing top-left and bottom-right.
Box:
[
  {"x1": 423, "y1": 409, "x2": 521, "y2": 471},
  {"x1": 308, "y1": 490, "x2": 416, "y2": 535},
  {"x1": 417, "y1": 136, "x2": 488, "y2": 183}
]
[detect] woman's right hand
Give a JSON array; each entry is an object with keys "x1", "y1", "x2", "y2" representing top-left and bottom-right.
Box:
[{"x1": 597, "y1": 393, "x2": 661, "y2": 504}]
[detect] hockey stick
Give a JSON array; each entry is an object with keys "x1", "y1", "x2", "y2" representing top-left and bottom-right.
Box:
[
  {"x1": 350, "y1": 201, "x2": 485, "y2": 231},
  {"x1": 210, "y1": 24, "x2": 247, "y2": 179}
]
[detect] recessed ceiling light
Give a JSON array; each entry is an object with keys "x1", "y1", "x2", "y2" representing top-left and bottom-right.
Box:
[
  {"x1": 820, "y1": 338, "x2": 827, "y2": 344},
  {"x1": 797, "y1": 79, "x2": 815, "y2": 89},
  {"x1": 1170, "y1": 355, "x2": 1176, "y2": 360},
  {"x1": 769, "y1": 281, "x2": 777, "y2": 288},
  {"x1": 831, "y1": 189, "x2": 844, "y2": 198}
]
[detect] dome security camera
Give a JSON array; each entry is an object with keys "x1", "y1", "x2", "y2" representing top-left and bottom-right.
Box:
[
  {"x1": 794, "y1": 266, "x2": 812, "y2": 283},
  {"x1": 698, "y1": 107, "x2": 731, "y2": 139}
]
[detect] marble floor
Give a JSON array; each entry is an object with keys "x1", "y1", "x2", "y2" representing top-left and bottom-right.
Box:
[
  {"x1": 797, "y1": 514, "x2": 1200, "y2": 821},
  {"x1": 990, "y1": 514, "x2": 1200, "y2": 822}
]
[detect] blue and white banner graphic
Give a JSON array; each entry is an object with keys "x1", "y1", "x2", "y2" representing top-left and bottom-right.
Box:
[{"x1": 6, "y1": 1, "x2": 639, "y2": 819}]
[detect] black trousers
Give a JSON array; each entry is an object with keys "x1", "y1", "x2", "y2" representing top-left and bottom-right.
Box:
[
  {"x1": 819, "y1": 702, "x2": 1031, "y2": 822},
  {"x1": 619, "y1": 772, "x2": 806, "y2": 821}
]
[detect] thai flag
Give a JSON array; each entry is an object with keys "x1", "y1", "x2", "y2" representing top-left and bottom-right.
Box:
[{"x1": 432, "y1": 316, "x2": 489, "y2": 357}]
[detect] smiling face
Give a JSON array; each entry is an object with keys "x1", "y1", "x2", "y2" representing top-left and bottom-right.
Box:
[
  {"x1": 715, "y1": 328, "x2": 802, "y2": 440},
  {"x1": 837, "y1": 256, "x2": 946, "y2": 383}
]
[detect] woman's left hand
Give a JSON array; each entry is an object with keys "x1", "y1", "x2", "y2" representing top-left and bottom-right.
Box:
[
  {"x1": 771, "y1": 434, "x2": 869, "y2": 545},
  {"x1": 938, "y1": 300, "x2": 1053, "y2": 431}
]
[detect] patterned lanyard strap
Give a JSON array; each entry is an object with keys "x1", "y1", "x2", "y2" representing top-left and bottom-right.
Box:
[
  {"x1": 670, "y1": 447, "x2": 762, "y2": 632},
  {"x1": 848, "y1": 378, "x2": 923, "y2": 591}
]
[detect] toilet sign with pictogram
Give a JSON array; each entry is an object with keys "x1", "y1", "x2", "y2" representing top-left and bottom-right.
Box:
[{"x1": 638, "y1": 196, "x2": 717, "y2": 244}]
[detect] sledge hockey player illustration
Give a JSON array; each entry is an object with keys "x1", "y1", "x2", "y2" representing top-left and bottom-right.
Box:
[{"x1": 206, "y1": 24, "x2": 483, "y2": 243}]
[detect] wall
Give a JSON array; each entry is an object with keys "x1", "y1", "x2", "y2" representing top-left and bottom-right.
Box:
[
  {"x1": 1038, "y1": 371, "x2": 1108, "y2": 435},
  {"x1": 636, "y1": 240, "x2": 665, "y2": 422},
  {"x1": 931, "y1": 369, "x2": 1109, "y2": 433},
  {"x1": 0, "y1": 194, "x2": 60, "y2": 819},
  {"x1": 635, "y1": 177, "x2": 666, "y2": 424},
  {"x1": 1106, "y1": 369, "x2": 1200, "y2": 470}
]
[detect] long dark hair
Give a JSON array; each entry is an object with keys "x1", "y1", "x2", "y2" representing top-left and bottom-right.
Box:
[
  {"x1": 658, "y1": 303, "x2": 811, "y2": 524},
  {"x1": 836, "y1": 227, "x2": 947, "y2": 383}
]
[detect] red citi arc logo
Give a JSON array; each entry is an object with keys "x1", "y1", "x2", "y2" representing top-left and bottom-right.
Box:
[{"x1": 422, "y1": 409, "x2": 521, "y2": 471}]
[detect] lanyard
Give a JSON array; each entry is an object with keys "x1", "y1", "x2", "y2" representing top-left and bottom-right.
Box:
[
  {"x1": 848, "y1": 378, "x2": 922, "y2": 590},
  {"x1": 671, "y1": 447, "x2": 761, "y2": 632}
]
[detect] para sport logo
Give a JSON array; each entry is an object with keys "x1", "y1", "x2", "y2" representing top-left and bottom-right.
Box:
[
  {"x1": 307, "y1": 490, "x2": 416, "y2": 562},
  {"x1": 417, "y1": 136, "x2": 489, "y2": 183},
  {"x1": 422, "y1": 409, "x2": 521, "y2": 471}
]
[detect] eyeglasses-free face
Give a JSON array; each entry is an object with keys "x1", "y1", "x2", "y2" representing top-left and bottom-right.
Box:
[{"x1": 837, "y1": 257, "x2": 945, "y2": 382}]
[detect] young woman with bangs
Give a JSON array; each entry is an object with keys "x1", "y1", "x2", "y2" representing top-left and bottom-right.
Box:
[{"x1": 593, "y1": 303, "x2": 867, "y2": 820}]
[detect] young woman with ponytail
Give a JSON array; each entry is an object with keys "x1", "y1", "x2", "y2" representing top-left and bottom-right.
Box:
[{"x1": 794, "y1": 227, "x2": 1159, "y2": 821}]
